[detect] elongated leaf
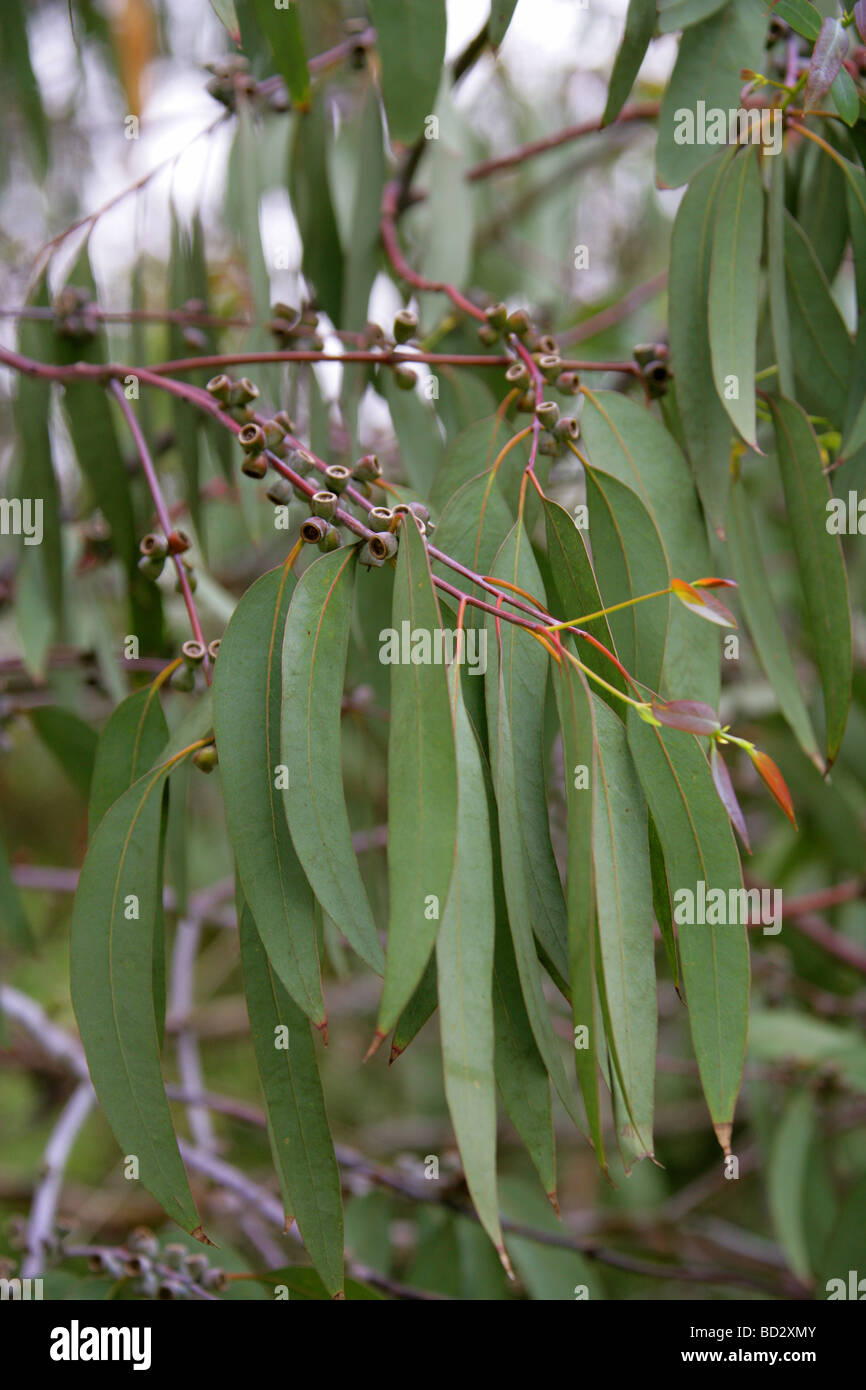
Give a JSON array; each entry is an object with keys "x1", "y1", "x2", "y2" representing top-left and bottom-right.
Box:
[
  {"x1": 768, "y1": 152, "x2": 794, "y2": 399},
  {"x1": 669, "y1": 151, "x2": 736, "y2": 536},
  {"x1": 580, "y1": 390, "x2": 718, "y2": 706},
  {"x1": 821, "y1": 1175, "x2": 866, "y2": 1291},
  {"x1": 280, "y1": 548, "x2": 384, "y2": 975},
  {"x1": 70, "y1": 748, "x2": 202, "y2": 1234},
  {"x1": 584, "y1": 469, "x2": 670, "y2": 692},
  {"x1": 376, "y1": 519, "x2": 457, "y2": 1036},
  {"x1": 769, "y1": 397, "x2": 852, "y2": 765},
  {"x1": 29, "y1": 706, "x2": 98, "y2": 799},
  {"x1": 493, "y1": 916, "x2": 557, "y2": 1205},
  {"x1": 485, "y1": 524, "x2": 568, "y2": 987},
  {"x1": 804, "y1": 17, "x2": 847, "y2": 111},
  {"x1": 657, "y1": 0, "x2": 727, "y2": 34},
  {"x1": 772, "y1": 0, "x2": 822, "y2": 41},
  {"x1": 784, "y1": 212, "x2": 853, "y2": 428},
  {"x1": 708, "y1": 146, "x2": 763, "y2": 449},
  {"x1": 15, "y1": 275, "x2": 63, "y2": 643},
  {"x1": 252, "y1": 0, "x2": 309, "y2": 107},
  {"x1": 656, "y1": 0, "x2": 766, "y2": 186},
  {"x1": 430, "y1": 416, "x2": 510, "y2": 517},
  {"x1": 542, "y1": 496, "x2": 627, "y2": 705},
  {"x1": 90, "y1": 684, "x2": 170, "y2": 834},
  {"x1": 217, "y1": 563, "x2": 327, "y2": 1027},
  {"x1": 603, "y1": 0, "x2": 656, "y2": 125},
  {"x1": 0, "y1": 831, "x2": 33, "y2": 950},
  {"x1": 627, "y1": 714, "x2": 749, "y2": 1151},
  {"x1": 341, "y1": 86, "x2": 386, "y2": 331},
  {"x1": 250, "y1": 1267, "x2": 382, "y2": 1300},
  {"x1": 488, "y1": 0, "x2": 519, "y2": 45},
  {"x1": 726, "y1": 480, "x2": 821, "y2": 764},
  {"x1": 391, "y1": 958, "x2": 437, "y2": 1060},
  {"x1": 592, "y1": 697, "x2": 656, "y2": 1163},
  {"x1": 210, "y1": 0, "x2": 240, "y2": 42},
  {"x1": 553, "y1": 659, "x2": 605, "y2": 1165},
  {"x1": 290, "y1": 92, "x2": 343, "y2": 323},
  {"x1": 831, "y1": 64, "x2": 860, "y2": 126},
  {"x1": 437, "y1": 665, "x2": 507, "y2": 1265},
  {"x1": 368, "y1": 0, "x2": 447, "y2": 145},
  {"x1": 239, "y1": 902, "x2": 344, "y2": 1297},
  {"x1": 768, "y1": 1088, "x2": 815, "y2": 1282}
]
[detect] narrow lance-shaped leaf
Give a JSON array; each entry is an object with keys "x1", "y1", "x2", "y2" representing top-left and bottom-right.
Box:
[
  {"x1": 627, "y1": 714, "x2": 749, "y2": 1152},
  {"x1": 216, "y1": 562, "x2": 327, "y2": 1028},
  {"x1": 437, "y1": 664, "x2": 509, "y2": 1269},
  {"x1": 70, "y1": 746, "x2": 204, "y2": 1236},
  {"x1": 603, "y1": 0, "x2": 656, "y2": 126},
  {"x1": 768, "y1": 1089, "x2": 815, "y2": 1282},
  {"x1": 768, "y1": 151, "x2": 795, "y2": 399},
  {"x1": 252, "y1": 0, "x2": 309, "y2": 108},
  {"x1": 784, "y1": 211, "x2": 853, "y2": 429},
  {"x1": 280, "y1": 547, "x2": 384, "y2": 975},
  {"x1": 89, "y1": 684, "x2": 170, "y2": 834},
  {"x1": 391, "y1": 958, "x2": 437, "y2": 1061},
  {"x1": 803, "y1": 17, "x2": 848, "y2": 111},
  {"x1": 553, "y1": 658, "x2": 605, "y2": 1167},
  {"x1": 592, "y1": 697, "x2": 656, "y2": 1164},
  {"x1": 290, "y1": 92, "x2": 344, "y2": 324},
  {"x1": 29, "y1": 707, "x2": 98, "y2": 800},
  {"x1": 375, "y1": 519, "x2": 458, "y2": 1038},
  {"x1": 769, "y1": 397, "x2": 852, "y2": 765},
  {"x1": 368, "y1": 0, "x2": 447, "y2": 145},
  {"x1": 708, "y1": 145, "x2": 763, "y2": 450},
  {"x1": 239, "y1": 900, "x2": 344, "y2": 1298}
]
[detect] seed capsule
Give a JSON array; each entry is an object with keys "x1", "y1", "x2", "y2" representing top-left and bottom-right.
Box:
[
  {"x1": 137, "y1": 554, "x2": 164, "y2": 581},
  {"x1": 273, "y1": 409, "x2": 294, "y2": 434},
  {"x1": 393, "y1": 308, "x2": 418, "y2": 344},
  {"x1": 477, "y1": 324, "x2": 498, "y2": 346},
  {"x1": 207, "y1": 639, "x2": 221, "y2": 662},
  {"x1": 311, "y1": 490, "x2": 338, "y2": 520},
  {"x1": 317, "y1": 522, "x2": 342, "y2": 552},
  {"x1": 504, "y1": 362, "x2": 529, "y2": 387},
  {"x1": 262, "y1": 418, "x2": 287, "y2": 450},
  {"x1": 536, "y1": 353, "x2": 563, "y2": 383},
  {"x1": 266, "y1": 476, "x2": 293, "y2": 505},
  {"x1": 554, "y1": 415, "x2": 580, "y2": 441},
  {"x1": 241, "y1": 452, "x2": 268, "y2": 479},
  {"x1": 555, "y1": 370, "x2": 581, "y2": 395},
  {"x1": 324, "y1": 464, "x2": 352, "y2": 494},
  {"x1": 368, "y1": 506, "x2": 394, "y2": 532},
  {"x1": 181, "y1": 640, "x2": 206, "y2": 667},
  {"x1": 393, "y1": 363, "x2": 418, "y2": 391},
  {"x1": 485, "y1": 302, "x2": 508, "y2": 331},
  {"x1": 506, "y1": 309, "x2": 531, "y2": 338},
  {"x1": 206, "y1": 374, "x2": 232, "y2": 402},
  {"x1": 352, "y1": 453, "x2": 381, "y2": 483},
  {"x1": 301, "y1": 516, "x2": 329, "y2": 544},
  {"x1": 139, "y1": 532, "x2": 168, "y2": 560},
  {"x1": 239, "y1": 422, "x2": 266, "y2": 453},
  {"x1": 229, "y1": 377, "x2": 259, "y2": 407},
  {"x1": 368, "y1": 532, "x2": 398, "y2": 561},
  {"x1": 535, "y1": 335, "x2": 558, "y2": 355},
  {"x1": 535, "y1": 400, "x2": 559, "y2": 427},
  {"x1": 170, "y1": 663, "x2": 196, "y2": 693}
]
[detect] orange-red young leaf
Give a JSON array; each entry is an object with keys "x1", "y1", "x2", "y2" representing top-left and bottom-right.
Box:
[
  {"x1": 748, "y1": 747, "x2": 798, "y2": 829},
  {"x1": 671, "y1": 578, "x2": 738, "y2": 628}
]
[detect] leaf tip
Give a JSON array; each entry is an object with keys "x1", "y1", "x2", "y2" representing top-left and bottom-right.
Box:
[
  {"x1": 364, "y1": 1029, "x2": 387, "y2": 1062},
  {"x1": 191, "y1": 1225, "x2": 216, "y2": 1247},
  {"x1": 713, "y1": 1122, "x2": 733, "y2": 1157}
]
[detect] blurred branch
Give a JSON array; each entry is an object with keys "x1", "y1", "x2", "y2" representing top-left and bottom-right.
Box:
[
  {"x1": 466, "y1": 103, "x2": 660, "y2": 181},
  {"x1": 21, "y1": 1084, "x2": 94, "y2": 1279}
]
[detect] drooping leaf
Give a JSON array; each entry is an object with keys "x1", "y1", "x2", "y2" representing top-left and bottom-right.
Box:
[
  {"x1": 768, "y1": 151, "x2": 795, "y2": 399},
  {"x1": 708, "y1": 146, "x2": 763, "y2": 450},
  {"x1": 252, "y1": 0, "x2": 309, "y2": 108},
  {"x1": 280, "y1": 548, "x2": 384, "y2": 975},
  {"x1": 239, "y1": 901, "x2": 344, "y2": 1297},
  {"x1": 290, "y1": 92, "x2": 344, "y2": 324},
  {"x1": 803, "y1": 17, "x2": 848, "y2": 112},
  {"x1": 391, "y1": 958, "x2": 438, "y2": 1060},
  {"x1": 29, "y1": 706, "x2": 98, "y2": 800},
  {"x1": 657, "y1": 0, "x2": 728, "y2": 34},
  {"x1": 436, "y1": 665, "x2": 508, "y2": 1266},
  {"x1": 784, "y1": 212, "x2": 854, "y2": 428},
  {"x1": 210, "y1": 0, "x2": 241, "y2": 43},
  {"x1": 746, "y1": 746, "x2": 798, "y2": 828},
  {"x1": 488, "y1": 0, "x2": 519, "y2": 45},
  {"x1": 830, "y1": 64, "x2": 859, "y2": 126},
  {"x1": 768, "y1": 397, "x2": 852, "y2": 765},
  {"x1": 710, "y1": 743, "x2": 751, "y2": 851},
  {"x1": 341, "y1": 86, "x2": 386, "y2": 332},
  {"x1": 249, "y1": 1267, "x2": 382, "y2": 1301},
  {"x1": 376, "y1": 518, "x2": 457, "y2": 1037},
  {"x1": 668, "y1": 149, "x2": 737, "y2": 536},
  {"x1": 627, "y1": 714, "x2": 749, "y2": 1152},
  {"x1": 592, "y1": 697, "x2": 656, "y2": 1163},
  {"x1": 771, "y1": 0, "x2": 822, "y2": 41},
  {"x1": 368, "y1": 0, "x2": 447, "y2": 146},
  {"x1": 89, "y1": 683, "x2": 170, "y2": 834},
  {"x1": 768, "y1": 1088, "x2": 815, "y2": 1282},
  {"x1": 216, "y1": 562, "x2": 327, "y2": 1027},
  {"x1": 70, "y1": 747, "x2": 202, "y2": 1235},
  {"x1": 603, "y1": 0, "x2": 656, "y2": 126}
]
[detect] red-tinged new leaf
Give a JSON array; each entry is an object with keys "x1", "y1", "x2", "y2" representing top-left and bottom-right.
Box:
[
  {"x1": 710, "y1": 744, "x2": 751, "y2": 852},
  {"x1": 748, "y1": 747, "x2": 798, "y2": 829},
  {"x1": 803, "y1": 18, "x2": 848, "y2": 111},
  {"x1": 856, "y1": 0, "x2": 866, "y2": 43},
  {"x1": 671, "y1": 578, "x2": 737, "y2": 628},
  {"x1": 652, "y1": 699, "x2": 722, "y2": 736},
  {"x1": 692, "y1": 577, "x2": 737, "y2": 590}
]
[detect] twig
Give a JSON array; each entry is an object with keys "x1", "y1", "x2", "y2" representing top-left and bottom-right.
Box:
[
  {"x1": 466, "y1": 103, "x2": 660, "y2": 181},
  {"x1": 21, "y1": 1084, "x2": 94, "y2": 1279}
]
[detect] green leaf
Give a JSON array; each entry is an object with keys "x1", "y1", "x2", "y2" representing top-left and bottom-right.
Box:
[
  {"x1": 70, "y1": 747, "x2": 201, "y2": 1235},
  {"x1": 431, "y1": 472, "x2": 515, "y2": 598},
  {"x1": 669, "y1": 150, "x2": 737, "y2": 535},
  {"x1": 485, "y1": 524, "x2": 569, "y2": 988},
  {"x1": 657, "y1": 0, "x2": 728, "y2": 34},
  {"x1": 488, "y1": 0, "x2": 519, "y2": 45},
  {"x1": 656, "y1": 0, "x2": 766, "y2": 187},
  {"x1": 771, "y1": 0, "x2": 822, "y2": 41},
  {"x1": 542, "y1": 495, "x2": 628, "y2": 706},
  {"x1": 239, "y1": 901, "x2": 344, "y2": 1297},
  {"x1": 252, "y1": 0, "x2": 309, "y2": 108},
  {"x1": 30, "y1": 706, "x2": 98, "y2": 800},
  {"x1": 2, "y1": 0, "x2": 48, "y2": 173},
  {"x1": 821, "y1": 1175, "x2": 866, "y2": 1292},
  {"x1": 493, "y1": 916, "x2": 557, "y2": 1205},
  {"x1": 382, "y1": 374, "x2": 445, "y2": 497},
  {"x1": 584, "y1": 469, "x2": 670, "y2": 693},
  {"x1": 290, "y1": 93, "x2": 344, "y2": 324},
  {"x1": 749, "y1": 1010, "x2": 866, "y2": 1092},
  {"x1": 553, "y1": 659, "x2": 605, "y2": 1166},
  {"x1": 708, "y1": 146, "x2": 763, "y2": 449},
  {"x1": 0, "y1": 831, "x2": 34, "y2": 950},
  {"x1": 830, "y1": 64, "x2": 859, "y2": 126},
  {"x1": 603, "y1": 0, "x2": 656, "y2": 125},
  {"x1": 280, "y1": 548, "x2": 384, "y2": 975},
  {"x1": 391, "y1": 958, "x2": 438, "y2": 1059},
  {"x1": 249, "y1": 1267, "x2": 383, "y2": 1300},
  {"x1": 430, "y1": 416, "x2": 510, "y2": 516},
  {"x1": 216, "y1": 563, "x2": 327, "y2": 1027},
  {"x1": 784, "y1": 212, "x2": 854, "y2": 428},
  {"x1": 627, "y1": 714, "x2": 749, "y2": 1150},
  {"x1": 768, "y1": 1088, "x2": 815, "y2": 1282},
  {"x1": 768, "y1": 151, "x2": 795, "y2": 399},
  {"x1": 210, "y1": 0, "x2": 241, "y2": 43},
  {"x1": 436, "y1": 665, "x2": 508, "y2": 1266},
  {"x1": 376, "y1": 519, "x2": 457, "y2": 1036},
  {"x1": 90, "y1": 685, "x2": 170, "y2": 835},
  {"x1": 768, "y1": 397, "x2": 852, "y2": 764},
  {"x1": 592, "y1": 697, "x2": 656, "y2": 1163},
  {"x1": 726, "y1": 478, "x2": 821, "y2": 764},
  {"x1": 580, "y1": 390, "x2": 718, "y2": 706},
  {"x1": 368, "y1": 0, "x2": 447, "y2": 145},
  {"x1": 341, "y1": 86, "x2": 386, "y2": 331}
]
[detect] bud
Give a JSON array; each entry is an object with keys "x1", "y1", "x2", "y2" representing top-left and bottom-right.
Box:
[
  {"x1": 193, "y1": 745, "x2": 219, "y2": 774},
  {"x1": 485, "y1": 302, "x2": 508, "y2": 331},
  {"x1": 393, "y1": 308, "x2": 418, "y2": 344},
  {"x1": 170, "y1": 663, "x2": 196, "y2": 693},
  {"x1": 393, "y1": 363, "x2": 418, "y2": 391},
  {"x1": 506, "y1": 308, "x2": 531, "y2": 338}
]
